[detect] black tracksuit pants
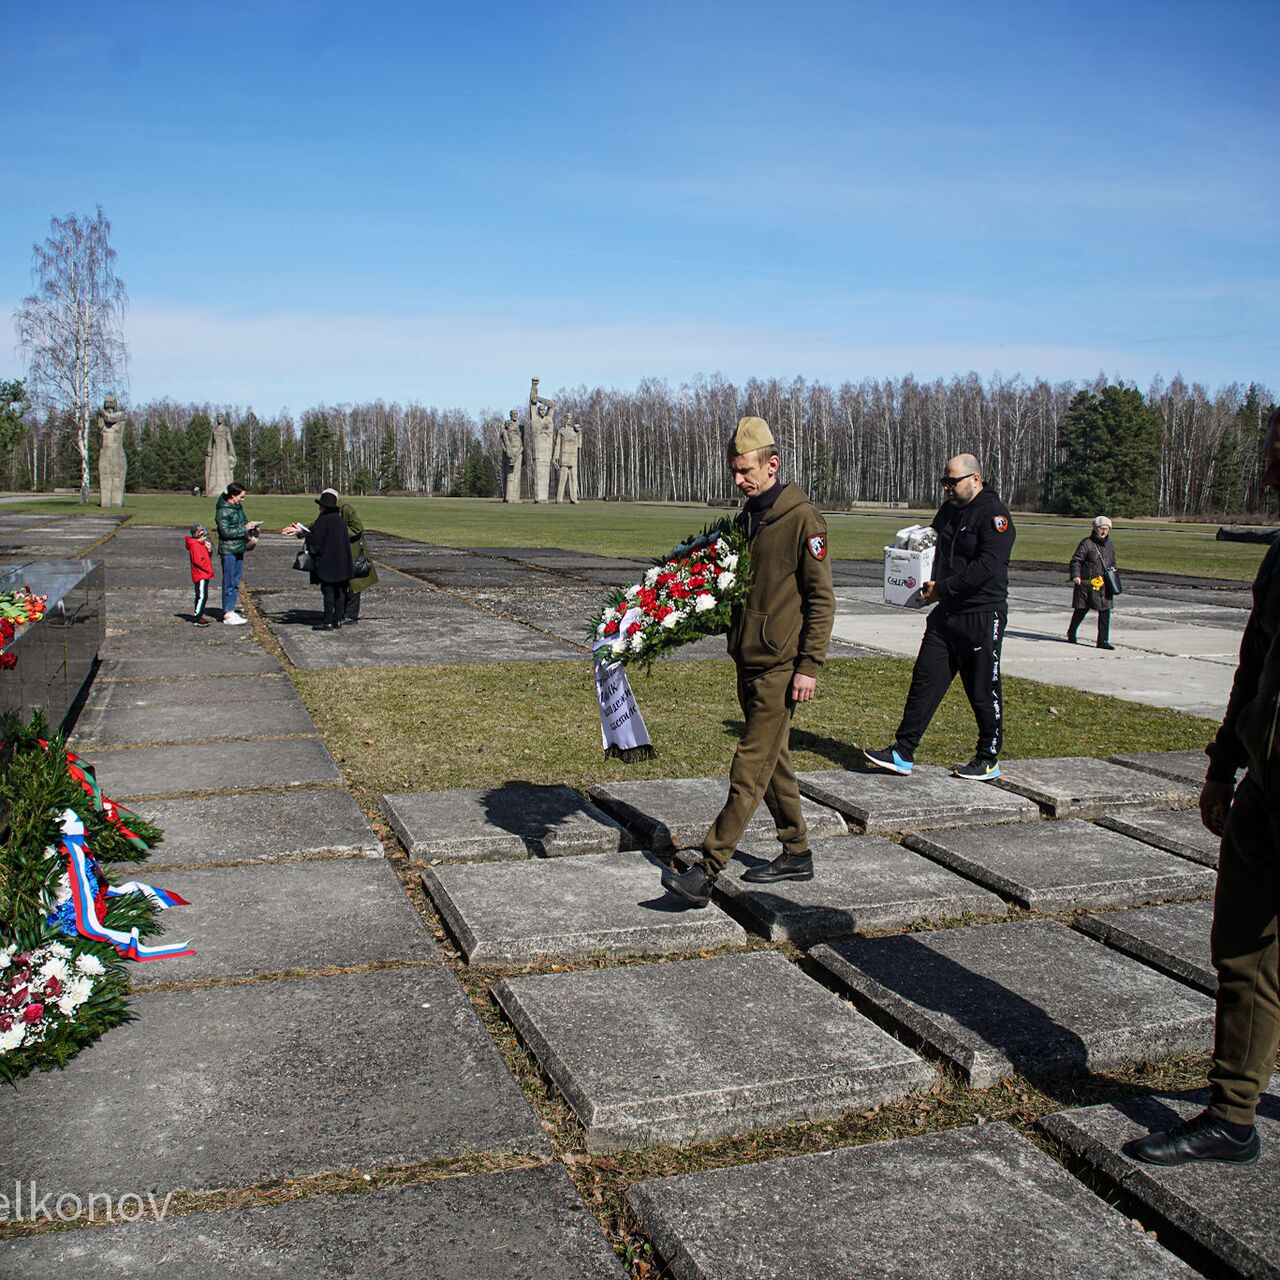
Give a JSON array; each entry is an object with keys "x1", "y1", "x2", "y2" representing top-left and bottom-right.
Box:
[{"x1": 895, "y1": 608, "x2": 1006, "y2": 761}]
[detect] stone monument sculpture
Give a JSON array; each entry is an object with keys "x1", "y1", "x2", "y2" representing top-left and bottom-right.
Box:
[
  {"x1": 96, "y1": 394, "x2": 127, "y2": 508},
  {"x1": 528, "y1": 377, "x2": 556, "y2": 504},
  {"x1": 500, "y1": 409, "x2": 524, "y2": 503},
  {"x1": 204, "y1": 411, "x2": 237, "y2": 497},
  {"x1": 554, "y1": 416, "x2": 582, "y2": 504}
]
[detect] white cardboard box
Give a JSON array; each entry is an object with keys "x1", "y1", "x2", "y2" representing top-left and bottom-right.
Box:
[{"x1": 883, "y1": 545, "x2": 936, "y2": 608}]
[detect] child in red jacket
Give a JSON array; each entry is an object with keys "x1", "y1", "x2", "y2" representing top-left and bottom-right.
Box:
[{"x1": 185, "y1": 525, "x2": 214, "y2": 626}]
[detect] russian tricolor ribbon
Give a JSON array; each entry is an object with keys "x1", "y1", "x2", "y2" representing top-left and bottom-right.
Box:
[{"x1": 57, "y1": 811, "x2": 195, "y2": 962}]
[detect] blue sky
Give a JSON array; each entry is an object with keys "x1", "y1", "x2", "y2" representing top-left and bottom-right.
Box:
[{"x1": 2, "y1": 0, "x2": 1276, "y2": 417}]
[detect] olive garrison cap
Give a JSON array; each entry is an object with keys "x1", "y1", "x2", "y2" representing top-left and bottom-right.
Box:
[{"x1": 729, "y1": 416, "x2": 775, "y2": 455}]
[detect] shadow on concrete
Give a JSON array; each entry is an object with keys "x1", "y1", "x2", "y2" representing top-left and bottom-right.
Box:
[{"x1": 813, "y1": 933, "x2": 1092, "y2": 1101}]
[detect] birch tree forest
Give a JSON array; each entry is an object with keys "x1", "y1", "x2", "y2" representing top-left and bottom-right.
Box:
[{"x1": 4, "y1": 373, "x2": 1274, "y2": 518}]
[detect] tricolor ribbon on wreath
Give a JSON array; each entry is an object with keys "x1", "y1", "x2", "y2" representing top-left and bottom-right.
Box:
[{"x1": 46, "y1": 810, "x2": 196, "y2": 962}]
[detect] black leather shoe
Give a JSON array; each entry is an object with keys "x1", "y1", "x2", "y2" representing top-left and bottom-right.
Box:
[
  {"x1": 741, "y1": 851, "x2": 814, "y2": 883},
  {"x1": 1097, "y1": 641, "x2": 1115, "y2": 650},
  {"x1": 660, "y1": 864, "x2": 716, "y2": 907},
  {"x1": 1066, "y1": 634, "x2": 1078, "y2": 644},
  {"x1": 1125, "y1": 1111, "x2": 1260, "y2": 1166}
]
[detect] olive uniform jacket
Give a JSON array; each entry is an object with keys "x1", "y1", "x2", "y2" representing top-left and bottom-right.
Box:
[
  {"x1": 341, "y1": 502, "x2": 379, "y2": 593},
  {"x1": 727, "y1": 483, "x2": 835, "y2": 677},
  {"x1": 1069, "y1": 534, "x2": 1117, "y2": 612},
  {"x1": 1207, "y1": 538, "x2": 1280, "y2": 797}
]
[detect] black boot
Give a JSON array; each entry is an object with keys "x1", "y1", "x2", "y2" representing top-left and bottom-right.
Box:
[
  {"x1": 1125, "y1": 1111, "x2": 1260, "y2": 1165},
  {"x1": 661, "y1": 864, "x2": 716, "y2": 907},
  {"x1": 741, "y1": 851, "x2": 814, "y2": 883},
  {"x1": 1067, "y1": 607, "x2": 1087, "y2": 644}
]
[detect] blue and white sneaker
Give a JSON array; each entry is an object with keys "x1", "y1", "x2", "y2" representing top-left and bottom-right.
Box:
[
  {"x1": 863, "y1": 746, "x2": 913, "y2": 775},
  {"x1": 952, "y1": 757, "x2": 1001, "y2": 781}
]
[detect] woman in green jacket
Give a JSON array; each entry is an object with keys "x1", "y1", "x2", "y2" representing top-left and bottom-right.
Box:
[{"x1": 340, "y1": 498, "x2": 378, "y2": 623}]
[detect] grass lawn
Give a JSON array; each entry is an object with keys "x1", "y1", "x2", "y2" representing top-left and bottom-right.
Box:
[
  {"x1": 5, "y1": 492, "x2": 1273, "y2": 579},
  {"x1": 291, "y1": 656, "x2": 1218, "y2": 805}
]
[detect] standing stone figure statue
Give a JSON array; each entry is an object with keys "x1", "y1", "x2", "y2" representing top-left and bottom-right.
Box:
[
  {"x1": 97, "y1": 394, "x2": 127, "y2": 508},
  {"x1": 528, "y1": 377, "x2": 556, "y2": 503},
  {"x1": 500, "y1": 409, "x2": 524, "y2": 503},
  {"x1": 554, "y1": 416, "x2": 582, "y2": 504},
  {"x1": 205, "y1": 412, "x2": 237, "y2": 497}
]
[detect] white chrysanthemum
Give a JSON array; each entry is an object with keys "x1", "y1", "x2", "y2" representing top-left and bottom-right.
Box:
[
  {"x1": 660, "y1": 611, "x2": 684, "y2": 629},
  {"x1": 50, "y1": 873, "x2": 72, "y2": 907},
  {"x1": 75, "y1": 953, "x2": 106, "y2": 977},
  {"x1": 624, "y1": 584, "x2": 640, "y2": 599},
  {"x1": 644, "y1": 566, "x2": 660, "y2": 587},
  {"x1": 45, "y1": 942, "x2": 72, "y2": 959},
  {"x1": 694, "y1": 593, "x2": 717, "y2": 613},
  {"x1": 717, "y1": 571, "x2": 735, "y2": 590},
  {"x1": 610, "y1": 639, "x2": 626, "y2": 657},
  {"x1": 0, "y1": 945, "x2": 14, "y2": 970},
  {"x1": 715, "y1": 538, "x2": 728, "y2": 556},
  {"x1": 37, "y1": 957, "x2": 70, "y2": 986},
  {"x1": 721, "y1": 552, "x2": 739, "y2": 571},
  {"x1": 0, "y1": 1024, "x2": 26, "y2": 1054},
  {"x1": 602, "y1": 606, "x2": 618, "y2": 622},
  {"x1": 629, "y1": 633, "x2": 646, "y2": 652},
  {"x1": 57, "y1": 975, "x2": 93, "y2": 1015}
]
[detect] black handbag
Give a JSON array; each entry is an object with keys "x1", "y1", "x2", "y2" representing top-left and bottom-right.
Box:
[
  {"x1": 292, "y1": 548, "x2": 313, "y2": 573},
  {"x1": 1103, "y1": 564, "x2": 1123, "y2": 596},
  {"x1": 352, "y1": 553, "x2": 372, "y2": 577}
]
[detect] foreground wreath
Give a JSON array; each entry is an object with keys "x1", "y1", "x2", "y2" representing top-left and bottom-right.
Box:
[{"x1": 0, "y1": 711, "x2": 193, "y2": 1083}]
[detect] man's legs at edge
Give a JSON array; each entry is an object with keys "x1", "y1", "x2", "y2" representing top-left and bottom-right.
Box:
[{"x1": 1127, "y1": 774, "x2": 1277, "y2": 1165}]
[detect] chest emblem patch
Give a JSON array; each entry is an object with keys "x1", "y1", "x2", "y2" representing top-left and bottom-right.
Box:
[
  {"x1": 807, "y1": 534, "x2": 827, "y2": 561},
  {"x1": 993, "y1": 515, "x2": 1009, "y2": 533}
]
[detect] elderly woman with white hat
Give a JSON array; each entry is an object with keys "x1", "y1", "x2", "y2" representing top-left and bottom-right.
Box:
[{"x1": 1068, "y1": 516, "x2": 1119, "y2": 650}]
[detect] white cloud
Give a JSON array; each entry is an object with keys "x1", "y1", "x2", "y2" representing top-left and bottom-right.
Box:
[{"x1": 0, "y1": 299, "x2": 1263, "y2": 417}]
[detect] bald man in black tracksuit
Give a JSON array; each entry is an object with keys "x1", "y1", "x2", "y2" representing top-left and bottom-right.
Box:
[{"x1": 864, "y1": 453, "x2": 1015, "y2": 781}]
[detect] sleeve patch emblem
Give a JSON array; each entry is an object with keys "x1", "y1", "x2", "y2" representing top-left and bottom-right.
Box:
[
  {"x1": 807, "y1": 534, "x2": 827, "y2": 561},
  {"x1": 993, "y1": 515, "x2": 1009, "y2": 533}
]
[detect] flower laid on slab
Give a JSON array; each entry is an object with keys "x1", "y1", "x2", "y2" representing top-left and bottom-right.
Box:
[
  {"x1": 0, "y1": 588, "x2": 49, "y2": 669},
  {"x1": 589, "y1": 518, "x2": 752, "y2": 669}
]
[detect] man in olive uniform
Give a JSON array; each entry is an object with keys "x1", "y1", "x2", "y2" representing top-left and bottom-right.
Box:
[
  {"x1": 662, "y1": 417, "x2": 835, "y2": 907},
  {"x1": 864, "y1": 453, "x2": 1014, "y2": 780},
  {"x1": 1127, "y1": 408, "x2": 1280, "y2": 1167}
]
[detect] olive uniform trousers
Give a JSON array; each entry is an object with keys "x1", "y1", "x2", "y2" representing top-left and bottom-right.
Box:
[
  {"x1": 1208, "y1": 772, "x2": 1280, "y2": 1125},
  {"x1": 700, "y1": 664, "x2": 809, "y2": 876}
]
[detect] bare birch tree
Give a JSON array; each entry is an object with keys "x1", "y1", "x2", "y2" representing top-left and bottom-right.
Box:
[{"x1": 13, "y1": 207, "x2": 128, "y2": 502}]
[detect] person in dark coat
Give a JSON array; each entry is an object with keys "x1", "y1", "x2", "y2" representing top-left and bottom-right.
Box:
[
  {"x1": 1068, "y1": 516, "x2": 1117, "y2": 649},
  {"x1": 301, "y1": 490, "x2": 354, "y2": 630}
]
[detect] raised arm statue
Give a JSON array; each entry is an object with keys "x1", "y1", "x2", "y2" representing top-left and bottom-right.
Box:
[{"x1": 528, "y1": 377, "x2": 556, "y2": 503}]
